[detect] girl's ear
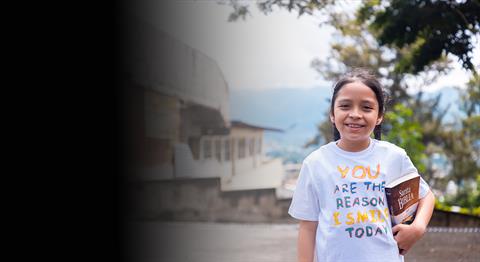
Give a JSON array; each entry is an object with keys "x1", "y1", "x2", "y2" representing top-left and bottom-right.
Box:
[
  {"x1": 376, "y1": 115, "x2": 383, "y2": 125},
  {"x1": 330, "y1": 114, "x2": 335, "y2": 123}
]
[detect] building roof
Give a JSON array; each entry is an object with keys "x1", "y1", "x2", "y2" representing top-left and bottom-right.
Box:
[
  {"x1": 183, "y1": 102, "x2": 230, "y2": 135},
  {"x1": 124, "y1": 16, "x2": 230, "y2": 126},
  {"x1": 231, "y1": 120, "x2": 283, "y2": 132}
]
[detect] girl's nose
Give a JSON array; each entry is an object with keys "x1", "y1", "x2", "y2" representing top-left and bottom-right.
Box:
[{"x1": 349, "y1": 109, "x2": 362, "y2": 118}]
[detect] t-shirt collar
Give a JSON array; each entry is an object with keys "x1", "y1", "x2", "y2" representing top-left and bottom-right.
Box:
[{"x1": 330, "y1": 137, "x2": 376, "y2": 157}]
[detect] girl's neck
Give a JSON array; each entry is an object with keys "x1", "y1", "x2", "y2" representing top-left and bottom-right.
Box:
[{"x1": 336, "y1": 138, "x2": 371, "y2": 152}]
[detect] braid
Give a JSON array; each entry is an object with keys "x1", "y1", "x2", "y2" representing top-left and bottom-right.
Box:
[
  {"x1": 333, "y1": 124, "x2": 341, "y2": 141},
  {"x1": 374, "y1": 124, "x2": 382, "y2": 140}
]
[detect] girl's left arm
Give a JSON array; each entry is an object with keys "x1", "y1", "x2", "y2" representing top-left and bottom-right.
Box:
[{"x1": 392, "y1": 190, "x2": 435, "y2": 255}]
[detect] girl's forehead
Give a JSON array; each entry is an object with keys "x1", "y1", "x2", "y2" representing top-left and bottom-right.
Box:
[{"x1": 336, "y1": 82, "x2": 378, "y2": 102}]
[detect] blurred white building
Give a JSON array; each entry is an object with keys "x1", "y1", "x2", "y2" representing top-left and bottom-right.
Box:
[{"x1": 124, "y1": 17, "x2": 284, "y2": 192}]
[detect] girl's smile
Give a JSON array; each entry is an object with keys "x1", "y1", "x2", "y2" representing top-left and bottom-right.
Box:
[{"x1": 345, "y1": 123, "x2": 366, "y2": 129}]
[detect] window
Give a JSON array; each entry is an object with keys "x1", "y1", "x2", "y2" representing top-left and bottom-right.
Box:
[
  {"x1": 203, "y1": 139, "x2": 212, "y2": 159},
  {"x1": 215, "y1": 139, "x2": 221, "y2": 161},
  {"x1": 238, "y1": 138, "x2": 246, "y2": 159},
  {"x1": 249, "y1": 137, "x2": 255, "y2": 156},
  {"x1": 224, "y1": 139, "x2": 230, "y2": 161}
]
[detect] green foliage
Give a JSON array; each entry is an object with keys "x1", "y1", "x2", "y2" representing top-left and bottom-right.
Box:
[
  {"x1": 227, "y1": 3, "x2": 250, "y2": 22},
  {"x1": 460, "y1": 75, "x2": 480, "y2": 117},
  {"x1": 384, "y1": 103, "x2": 427, "y2": 173},
  {"x1": 224, "y1": 0, "x2": 334, "y2": 21},
  {"x1": 437, "y1": 174, "x2": 480, "y2": 216},
  {"x1": 435, "y1": 199, "x2": 480, "y2": 217},
  {"x1": 310, "y1": 10, "x2": 452, "y2": 107},
  {"x1": 477, "y1": 174, "x2": 480, "y2": 211},
  {"x1": 444, "y1": 186, "x2": 479, "y2": 215},
  {"x1": 227, "y1": 0, "x2": 479, "y2": 75},
  {"x1": 435, "y1": 85, "x2": 479, "y2": 211},
  {"x1": 439, "y1": 115, "x2": 479, "y2": 182},
  {"x1": 358, "y1": 0, "x2": 480, "y2": 74}
]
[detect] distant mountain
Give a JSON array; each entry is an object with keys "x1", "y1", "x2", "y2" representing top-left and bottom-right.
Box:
[
  {"x1": 230, "y1": 87, "x2": 332, "y2": 136},
  {"x1": 230, "y1": 87, "x2": 332, "y2": 163},
  {"x1": 230, "y1": 86, "x2": 465, "y2": 163}
]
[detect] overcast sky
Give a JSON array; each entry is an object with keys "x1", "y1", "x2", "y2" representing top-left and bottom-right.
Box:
[{"x1": 137, "y1": 0, "x2": 479, "y2": 92}]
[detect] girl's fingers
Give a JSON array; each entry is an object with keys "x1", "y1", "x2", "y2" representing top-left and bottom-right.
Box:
[{"x1": 392, "y1": 224, "x2": 403, "y2": 235}]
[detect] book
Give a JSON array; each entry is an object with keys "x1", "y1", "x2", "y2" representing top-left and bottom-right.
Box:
[{"x1": 385, "y1": 172, "x2": 420, "y2": 227}]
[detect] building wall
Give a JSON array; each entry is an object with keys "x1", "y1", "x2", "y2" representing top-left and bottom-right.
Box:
[
  {"x1": 129, "y1": 178, "x2": 293, "y2": 223},
  {"x1": 126, "y1": 19, "x2": 230, "y2": 125},
  {"x1": 174, "y1": 143, "x2": 232, "y2": 179},
  {"x1": 220, "y1": 158, "x2": 284, "y2": 192},
  {"x1": 144, "y1": 90, "x2": 180, "y2": 141},
  {"x1": 139, "y1": 91, "x2": 181, "y2": 179},
  {"x1": 139, "y1": 90, "x2": 230, "y2": 181},
  {"x1": 124, "y1": 18, "x2": 232, "y2": 181}
]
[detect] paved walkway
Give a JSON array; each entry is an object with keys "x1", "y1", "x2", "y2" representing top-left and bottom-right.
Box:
[{"x1": 127, "y1": 222, "x2": 480, "y2": 262}]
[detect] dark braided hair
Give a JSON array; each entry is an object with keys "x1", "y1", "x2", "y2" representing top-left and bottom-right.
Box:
[{"x1": 330, "y1": 68, "x2": 386, "y2": 141}]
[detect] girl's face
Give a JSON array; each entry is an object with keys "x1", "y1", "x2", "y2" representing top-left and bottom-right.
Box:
[{"x1": 330, "y1": 81, "x2": 383, "y2": 152}]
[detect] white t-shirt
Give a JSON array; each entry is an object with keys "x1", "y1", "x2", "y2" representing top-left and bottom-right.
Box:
[{"x1": 288, "y1": 138, "x2": 430, "y2": 262}]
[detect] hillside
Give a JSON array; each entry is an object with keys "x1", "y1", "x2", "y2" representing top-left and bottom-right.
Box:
[{"x1": 230, "y1": 86, "x2": 464, "y2": 163}]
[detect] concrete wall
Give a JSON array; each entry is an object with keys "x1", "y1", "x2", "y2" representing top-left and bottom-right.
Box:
[
  {"x1": 129, "y1": 177, "x2": 293, "y2": 223},
  {"x1": 429, "y1": 209, "x2": 480, "y2": 227}
]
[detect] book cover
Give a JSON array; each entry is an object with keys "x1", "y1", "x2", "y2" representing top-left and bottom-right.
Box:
[{"x1": 385, "y1": 172, "x2": 420, "y2": 227}]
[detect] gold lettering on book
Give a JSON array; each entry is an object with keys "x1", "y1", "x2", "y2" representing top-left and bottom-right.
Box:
[{"x1": 398, "y1": 192, "x2": 414, "y2": 209}]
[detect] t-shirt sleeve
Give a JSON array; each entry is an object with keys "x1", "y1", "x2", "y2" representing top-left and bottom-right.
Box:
[
  {"x1": 288, "y1": 161, "x2": 320, "y2": 221},
  {"x1": 401, "y1": 152, "x2": 430, "y2": 199}
]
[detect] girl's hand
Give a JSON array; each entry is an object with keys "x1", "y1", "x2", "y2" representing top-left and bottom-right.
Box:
[{"x1": 392, "y1": 223, "x2": 426, "y2": 255}]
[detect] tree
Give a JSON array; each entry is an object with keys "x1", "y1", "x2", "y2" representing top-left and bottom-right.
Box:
[
  {"x1": 224, "y1": 0, "x2": 334, "y2": 21},
  {"x1": 357, "y1": 0, "x2": 480, "y2": 75},
  {"x1": 441, "y1": 74, "x2": 480, "y2": 212},
  {"x1": 460, "y1": 75, "x2": 480, "y2": 117},
  {"x1": 384, "y1": 104, "x2": 427, "y2": 174},
  {"x1": 226, "y1": 0, "x2": 480, "y2": 75},
  {"x1": 309, "y1": 11, "x2": 452, "y2": 107}
]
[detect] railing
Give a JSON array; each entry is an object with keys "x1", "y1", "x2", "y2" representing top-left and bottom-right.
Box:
[{"x1": 426, "y1": 227, "x2": 480, "y2": 233}]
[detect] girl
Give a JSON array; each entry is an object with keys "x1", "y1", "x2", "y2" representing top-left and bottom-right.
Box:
[{"x1": 288, "y1": 68, "x2": 435, "y2": 262}]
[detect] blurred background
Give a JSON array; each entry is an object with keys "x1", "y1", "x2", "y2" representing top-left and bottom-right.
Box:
[{"x1": 120, "y1": 0, "x2": 479, "y2": 261}]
